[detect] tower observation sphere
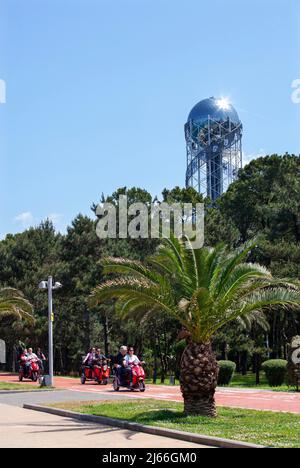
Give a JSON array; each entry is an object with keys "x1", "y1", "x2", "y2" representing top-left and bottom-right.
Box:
[{"x1": 185, "y1": 97, "x2": 243, "y2": 201}]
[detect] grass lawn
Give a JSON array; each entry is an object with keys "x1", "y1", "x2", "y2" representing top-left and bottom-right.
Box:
[
  {"x1": 146, "y1": 372, "x2": 295, "y2": 392},
  {"x1": 229, "y1": 372, "x2": 291, "y2": 391},
  {"x1": 0, "y1": 382, "x2": 53, "y2": 391},
  {"x1": 50, "y1": 399, "x2": 300, "y2": 448}
]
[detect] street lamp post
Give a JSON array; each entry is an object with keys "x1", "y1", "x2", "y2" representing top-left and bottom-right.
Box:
[
  {"x1": 47, "y1": 276, "x2": 54, "y2": 386},
  {"x1": 39, "y1": 277, "x2": 62, "y2": 386}
]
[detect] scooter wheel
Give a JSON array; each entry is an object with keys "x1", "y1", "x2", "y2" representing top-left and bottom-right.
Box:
[
  {"x1": 103, "y1": 379, "x2": 108, "y2": 385},
  {"x1": 113, "y1": 379, "x2": 119, "y2": 391},
  {"x1": 32, "y1": 372, "x2": 38, "y2": 382},
  {"x1": 80, "y1": 375, "x2": 86, "y2": 385},
  {"x1": 139, "y1": 381, "x2": 145, "y2": 392},
  {"x1": 19, "y1": 375, "x2": 23, "y2": 382}
]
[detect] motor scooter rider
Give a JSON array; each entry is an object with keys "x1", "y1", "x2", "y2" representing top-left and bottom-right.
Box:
[
  {"x1": 36, "y1": 348, "x2": 46, "y2": 373},
  {"x1": 22, "y1": 348, "x2": 38, "y2": 376},
  {"x1": 94, "y1": 348, "x2": 108, "y2": 375},
  {"x1": 125, "y1": 348, "x2": 140, "y2": 366},
  {"x1": 95, "y1": 348, "x2": 107, "y2": 364},
  {"x1": 20, "y1": 348, "x2": 29, "y2": 376},
  {"x1": 83, "y1": 348, "x2": 96, "y2": 366},
  {"x1": 125, "y1": 348, "x2": 141, "y2": 385},
  {"x1": 27, "y1": 348, "x2": 38, "y2": 360},
  {"x1": 115, "y1": 346, "x2": 131, "y2": 385},
  {"x1": 27, "y1": 348, "x2": 38, "y2": 370},
  {"x1": 83, "y1": 347, "x2": 96, "y2": 368}
]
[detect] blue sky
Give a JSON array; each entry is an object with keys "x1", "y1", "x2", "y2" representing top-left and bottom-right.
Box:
[{"x1": 0, "y1": 0, "x2": 300, "y2": 237}]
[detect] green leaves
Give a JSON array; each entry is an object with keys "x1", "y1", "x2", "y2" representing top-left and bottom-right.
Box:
[
  {"x1": 0, "y1": 287, "x2": 34, "y2": 324},
  {"x1": 91, "y1": 236, "x2": 300, "y2": 343}
]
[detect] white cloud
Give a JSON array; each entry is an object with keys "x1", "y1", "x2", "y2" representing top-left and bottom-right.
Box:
[
  {"x1": 13, "y1": 212, "x2": 64, "y2": 232},
  {"x1": 14, "y1": 212, "x2": 34, "y2": 228}
]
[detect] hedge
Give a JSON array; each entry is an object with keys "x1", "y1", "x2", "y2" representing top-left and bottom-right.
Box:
[
  {"x1": 262, "y1": 359, "x2": 287, "y2": 387},
  {"x1": 217, "y1": 360, "x2": 236, "y2": 386}
]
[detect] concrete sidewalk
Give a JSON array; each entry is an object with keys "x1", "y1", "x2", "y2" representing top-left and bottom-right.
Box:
[{"x1": 0, "y1": 404, "x2": 209, "y2": 448}]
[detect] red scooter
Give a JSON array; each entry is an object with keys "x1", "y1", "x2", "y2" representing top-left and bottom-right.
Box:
[
  {"x1": 113, "y1": 362, "x2": 146, "y2": 392},
  {"x1": 81, "y1": 361, "x2": 110, "y2": 385},
  {"x1": 19, "y1": 358, "x2": 40, "y2": 382}
]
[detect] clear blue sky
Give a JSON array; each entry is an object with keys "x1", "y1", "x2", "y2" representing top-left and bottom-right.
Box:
[{"x1": 1, "y1": 0, "x2": 300, "y2": 237}]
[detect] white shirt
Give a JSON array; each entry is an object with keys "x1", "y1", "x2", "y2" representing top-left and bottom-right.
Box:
[
  {"x1": 27, "y1": 353, "x2": 38, "y2": 361},
  {"x1": 125, "y1": 354, "x2": 140, "y2": 366}
]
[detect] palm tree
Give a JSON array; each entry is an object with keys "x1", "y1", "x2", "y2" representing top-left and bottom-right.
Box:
[
  {"x1": 0, "y1": 287, "x2": 34, "y2": 324},
  {"x1": 90, "y1": 237, "x2": 300, "y2": 417}
]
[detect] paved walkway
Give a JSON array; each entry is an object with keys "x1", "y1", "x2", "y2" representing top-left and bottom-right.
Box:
[
  {"x1": 1, "y1": 372, "x2": 300, "y2": 413},
  {"x1": 0, "y1": 403, "x2": 207, "y2": 448}
]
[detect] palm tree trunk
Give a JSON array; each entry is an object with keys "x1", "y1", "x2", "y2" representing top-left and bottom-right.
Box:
[{"x1": 180, "y1": 342, "x2": 219, "y2": 417}]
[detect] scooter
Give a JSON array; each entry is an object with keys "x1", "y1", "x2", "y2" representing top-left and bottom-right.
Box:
[
  {"x1": 94, "y1": 361, "x2": 110, "y2": 385},
  {"x1": 81, "y1": 361, "x2": 110, "y2": 385},
  {"x1": 113, "y1": 362, "x2": 146, "y2": 392},
  {"x1": 19, "y1": 358, "x2": 40, "y2": 382}
]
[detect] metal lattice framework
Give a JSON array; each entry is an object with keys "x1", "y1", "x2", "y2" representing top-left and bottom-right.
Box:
[{"x1": 185, "y1": 113, "x2": 242, "y2": 202}]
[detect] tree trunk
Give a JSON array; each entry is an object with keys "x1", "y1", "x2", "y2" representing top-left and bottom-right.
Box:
[
  {"x1": 102, "y1": 313, "x2": 110, "y2": 356},
  {"x1": 253, "y1": 353, "x2": 260, "y2": 385},
  {"x1": 180, "y1": 342, "x2": 219, "y2": 417},
  {"x1": 241, "y1": 351, "x2": 248, "y2": 375}
]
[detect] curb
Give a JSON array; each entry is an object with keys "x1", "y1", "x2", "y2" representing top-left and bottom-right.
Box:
[{"x1": 23, "y1": 403, "x2": 265, "y2": 449}]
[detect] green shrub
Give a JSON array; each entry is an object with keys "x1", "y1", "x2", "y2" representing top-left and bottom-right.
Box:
[
  {"x1": 262, "y1": 359, "x2": 287, "y2": 387},
  {"x1": 217, "y1": 360, "x2": 236, "y2": 386}
]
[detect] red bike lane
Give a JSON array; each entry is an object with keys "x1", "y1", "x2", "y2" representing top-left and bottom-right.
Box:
[{"x1": 1, "y1": 372, "x2": 300, "y2": 414}]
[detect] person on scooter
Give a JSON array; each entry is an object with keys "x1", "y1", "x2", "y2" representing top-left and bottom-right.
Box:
[
  {"x1": 116, "y1": 346, "x2": 127, "y2": 366},
  {"x1": 115, "y1": 345, "x2": 130, "y2": 385},
  {"x1": 36, "y1": 348, "x2": 46, "y2": 373},
  {"x1": 94, "y1": 347, "x2": 106, "y2": 376},
  {"x1": 27, "y1": 348, "x2": 38, "y2": 361},
  {"x1": 20, "y1": 348, "x2": 29, "y2": 377},
  {"x1": 83, "y1": 348, "x2": 96, "y2": 368},
  {"x1": 125, "y1": 348, "x2": 141, "y2": 385},
  {"x1": 125, "y1": 347, "x2": 140, "y2": 366},
  {"x1": 95, "y1": 348, "x2": 107, "y2": 364},
  {"x1": 27, "y1": 348, "x2": 38, "y2": 371}
]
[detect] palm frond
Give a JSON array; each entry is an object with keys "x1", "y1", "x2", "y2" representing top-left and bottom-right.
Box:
[
  {"x1": 91, "y1": 237, "x2": 300, "y2": 343},
  {"x1": 0, "y1": 288, "x2": 34, "y2": 324}
]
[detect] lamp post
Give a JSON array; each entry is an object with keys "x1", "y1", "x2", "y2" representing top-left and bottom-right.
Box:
[{"x1": 39, "y1": 277, "x2": 62, "y2": 386}]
